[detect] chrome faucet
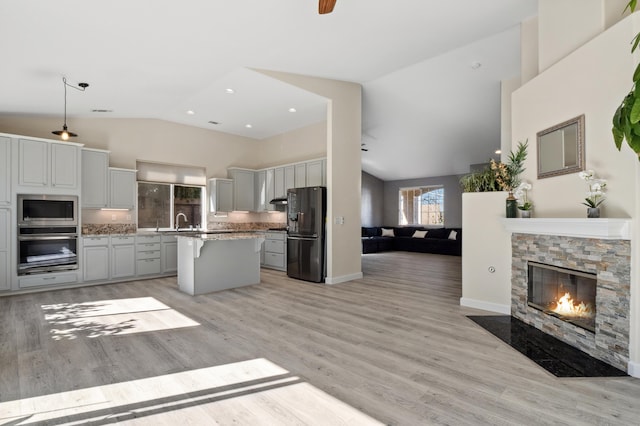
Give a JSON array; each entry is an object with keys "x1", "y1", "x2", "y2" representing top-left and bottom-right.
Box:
[{"x1": 175, "y1": 213, "x2": 188, "y2": 231}]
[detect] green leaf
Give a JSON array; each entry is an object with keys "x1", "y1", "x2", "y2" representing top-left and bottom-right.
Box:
[
  {"x1": 613, "y1": 127, "x2": 624, "y2": 150},
  {"x1": 628, "y1": 133, "x2": 640, "y2": 153},
  {"x1": 633, "y1": 63, "x2": 640, "y2": 81},
  {"x1": 625, "y1": 0, "x2": 637, "y2": 14},
  {"x1": 613, "y1": 104, "x2": 623, "y2": 128},
  {"x1": 630, "y1": 96, "x2": 640, "y2": 123}
]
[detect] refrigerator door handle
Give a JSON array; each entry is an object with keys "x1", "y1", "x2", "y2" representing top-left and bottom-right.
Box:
[{"x1": 287, "y1": 236, "x2": 317, "y2": 240}]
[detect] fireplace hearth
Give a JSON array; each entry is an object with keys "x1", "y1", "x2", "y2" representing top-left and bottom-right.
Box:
[{"x1": 527, "y1": 262, "x2": 596, "y2": 333}]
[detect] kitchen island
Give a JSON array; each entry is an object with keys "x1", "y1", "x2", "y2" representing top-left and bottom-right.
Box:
[{"x1": 177, "y1": 232, "x2": 265, "y2": 296}]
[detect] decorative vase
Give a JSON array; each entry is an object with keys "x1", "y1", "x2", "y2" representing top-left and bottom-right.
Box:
[
  {"x1": 587, "y1": 207, "x2": 600, "y2": 218},
  {"x1": 520, "y1": 210, "x2": 531, "y2": 219},
  {"x1": 506, "y1": 192, "x2": 517, "y2": 218}
]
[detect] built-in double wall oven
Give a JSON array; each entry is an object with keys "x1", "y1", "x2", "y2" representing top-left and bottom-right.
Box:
[{"x1": 17, "y1": 194, "x2": 79, "y2": 275}]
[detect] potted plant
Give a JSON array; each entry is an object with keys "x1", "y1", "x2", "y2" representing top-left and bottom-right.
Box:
[
  {"x1": 579, "y1": 170, "x2": 607, "y2": 218},
  {"x1": 515, "y1": 181, "x2": 533, "y2": 218},
  {"x1": 490, "y1": 140, "x2": 528, "y2": 218}
]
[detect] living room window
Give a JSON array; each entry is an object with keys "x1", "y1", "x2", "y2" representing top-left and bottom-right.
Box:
[
  {"x1": 398, "y1": 186, "x2": 444, "y2": 226},
  {"x1": 136, "y1": 161, "x2": 206, "y2": 230}
]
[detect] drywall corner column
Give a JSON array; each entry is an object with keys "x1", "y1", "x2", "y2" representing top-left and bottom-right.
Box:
[
  {"x1": 520, "y1": 16, "x2": 539, "y2": 85},
  {"x1": 631, "y1": 159, "x2": 640, "y2": 378},
  {"x1": 255, "y1": 69, "x2": 363, "y2": 284},
  {"x1": 461, "y1": 192, "x2": 512, "y2": 314},
  {"x1": 501, "y1": 77, "x2": 520, "y2": 155}
]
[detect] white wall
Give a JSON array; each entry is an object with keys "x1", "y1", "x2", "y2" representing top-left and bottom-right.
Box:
[
  {"x1": 460, "y1": 192, "x2": 512, "y2": 314},
  {"x1": 258, "y1": 121, "x2": 327, "y2": 168}
]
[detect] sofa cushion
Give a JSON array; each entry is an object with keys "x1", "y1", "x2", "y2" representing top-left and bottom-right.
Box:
[
  {"x1": 362, "y1": 227, "x2": 380, "y2": 237},
  {"x1": 381, "y1": 228, "x2": 395, "y2": 237},
  {"x1": 424, "y1": 227, "x2": 448, "y2": 239},
  {"x1": 412, "y1": 230, "x2": 428, "y2": 238},
  {"x1": 448, "y1": 230, "x2": 457, "y2": 240}
]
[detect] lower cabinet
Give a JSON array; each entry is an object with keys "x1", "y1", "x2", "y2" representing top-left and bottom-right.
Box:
[
  {"x1": 110, "y1": 236, "x2": 136, "y2": 279},
  {"x1": 0, "y1": 208, "x2": 9, "y2": 291},
  {"x1": 136, "y1": 235, "x2": 161, "y2": 276},
  {"x1": 262, "y1": 232, "x2": 286, "y2": 271},
  {"x1": 83, "y1": 236, "x2": 110, "y2": 282},
  {"x1": 161, "y1": 234, "x2": 178, "y2": 273}
]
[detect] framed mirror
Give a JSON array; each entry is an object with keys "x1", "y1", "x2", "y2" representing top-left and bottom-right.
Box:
[{"x1": 537, "y1": 114, "x2": 585, "y2": 179}]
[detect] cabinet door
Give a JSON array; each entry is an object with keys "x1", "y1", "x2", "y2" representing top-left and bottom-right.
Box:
[
  {"x1": 109, "y1": 169, "x2": 136, "y2": 209},
  {"x1": 162, "y1": 242, "x2": 178, "y2": 273},
  {"x1": 0, "y1": 137, "x2": 10, "y2": 205},
  {"x1": 230, "y1": 169, "x2": 255, "y2": 211},
  {"x1": 265, "y1": 169, "x2": 275, "y2": 211},
  {"x1": 51, "y1": 143, "x2": 79, "y2": 189},
  {"x1": 83, "y1": 246, "x2": 109, "y2": 281},
  {"x1": 284, "y1": 165, "x2": 295, "y2": 193},
  {"x1": 306, "y1": 160, "x2": 324, "y2": 187},
  {"x1": 274, "y1": 167, "x2": 285, "y2": 199},
  {"x1": 19, "y1": 139, "x2": 48, "y2": 187},
  {"x1": 294, "y1": 163, "x2": 306, "y2": 188},
  {"x1": 255, "y1": 170, "x2": 267, "y2": 212},
  {"x1": 217, "y1": 179, "x2": 233, "y2": 212},
  {"x1": 0, "y1": 208, "x2": 9, "y2": 290},
  {"x1": 82, "y1": 150, "x2": 109, "y2": 208},
  {"x1": 111, "y1": 244, "x2": 136, "y2": 279}
]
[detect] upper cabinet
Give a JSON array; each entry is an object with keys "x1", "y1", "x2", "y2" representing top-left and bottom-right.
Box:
[
  {"x1": 306, "y1": 159, "x2": 325, "y2": 187},
  {"x1": 255, "y1": 169, "x2": 275, "y2": 212},
  {"x1": 15, "y1": 138, "x2": 81, "y2": 193},
  {"x1": 0, "y1": 137, "x2": 10, "y2": 206},
  {"x1": 228, "y1": 168, "x2": 255, "y2": 211},
  {"x1": 294, "y1": 163, "x2": 306, "y2": 188},
  {"x1": 109, "y1": 168, "x2": 136, "y2": 210},
  {"x1": 208, "y1": 178, "x2": 233, "y2": 213},
  {"x1": 81, "y1": 149, "x2": 109, "y2": 208}
]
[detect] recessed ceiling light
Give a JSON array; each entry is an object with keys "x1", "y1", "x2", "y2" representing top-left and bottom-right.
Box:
[
  {"x1": 471, "y1": 61, "x2": 482, "y2": 70},
  {"x1": 91, "y1": 109, "x2": 113, "y2": 113},
  {"x1": 245, "y1": 124, "x2": 253, "y2": 128},
  {"x1": 495, "y1": 149, "x2": 502, "y2": 154},
  {"x1": 225, "y1": 88, "x2": 235, "y2": 94},
  {"x1": 186, "y1": 110, "x2": 195, "y2": 115},
  {"x1": 288, "y1": 107, "x2": 297, "y2": 113}
]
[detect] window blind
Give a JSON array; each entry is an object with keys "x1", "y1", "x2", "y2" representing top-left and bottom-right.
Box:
[{"x1": 136, "y1": 161, "x2": 206, "y2": 186}]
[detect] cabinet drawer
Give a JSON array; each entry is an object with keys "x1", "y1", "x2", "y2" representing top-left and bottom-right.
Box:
[
  {"x1": 264, "y1": 252, "x2": 285, "y2": 268},
  {"x1": 137, "y1": 235, "x2": 161, "y2": 244},
  {"x1": 110, "y1": 235, "x2": 136, "y2": 245},
  {"x1": 137, "y1": 250, "x2": 160, "y2": 260},
  {"x1": 137, "y1": 258, "x2": 161, "y2": 275},
  {"x1": 161, "y1": 234, "x2": 177, "y2": 243},
  {"x1": 136, "y1": 242, "x2": 161, "y2": 252},
  {"x1": 83, "y1": 236, "x2": 109, "y2": 246},
  {"x1": 265, "y1": 239, "x2": 285, "y2": 254},
  {"x1": 19, "y1": 272, "x2": 78, "y2": 289},
  {"x1": 266, "y1": 232, "x2": 286, "y2": 241}
]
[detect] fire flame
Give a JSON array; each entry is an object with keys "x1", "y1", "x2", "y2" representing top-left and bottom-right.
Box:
[{"x1": 552, "y1": 292, "x2": 593, "y2": 318}]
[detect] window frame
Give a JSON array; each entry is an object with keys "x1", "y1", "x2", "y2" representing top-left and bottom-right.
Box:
[
  {"x1": 137, "y1": 181, "x2": 206, "y2": 231},
  {"x1": 398, "y1": 185, "x2": 445, "y2": 227}
]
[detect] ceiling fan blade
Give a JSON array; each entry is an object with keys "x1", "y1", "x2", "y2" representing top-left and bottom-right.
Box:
[{"x1": 319, "y1": 0, "x2": 336, "y2": 14}]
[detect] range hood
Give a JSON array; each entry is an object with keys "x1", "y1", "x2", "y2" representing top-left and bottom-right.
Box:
[{"x1": 270, "y1": 197, "x2": 288, "y2": 205}]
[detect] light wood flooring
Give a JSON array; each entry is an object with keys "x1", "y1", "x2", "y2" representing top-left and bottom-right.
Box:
[{"x1": 1, "y1": 251, "x2": 640, "y2": 425}]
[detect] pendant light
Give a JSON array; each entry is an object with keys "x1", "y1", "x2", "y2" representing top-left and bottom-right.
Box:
[{"x1": 52, "y1": 77, "x2": 89, "y2": 140}]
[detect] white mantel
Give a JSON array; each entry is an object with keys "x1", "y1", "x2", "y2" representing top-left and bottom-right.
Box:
[{"x1": 499, "y1": 218, "x2": 632, "y2": 240}]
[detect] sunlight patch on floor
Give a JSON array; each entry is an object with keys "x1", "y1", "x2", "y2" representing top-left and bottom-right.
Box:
[
  {"x1": 0, "y1": 358, "x2": 381, "y2": 425},
  {"x1": 41, "y1": 297, "x2": 200, "y2": 339}
]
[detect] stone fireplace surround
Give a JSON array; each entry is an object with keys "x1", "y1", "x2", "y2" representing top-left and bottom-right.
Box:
[{"x1": 502, "y1": 218, "x2": 631, "y2": 372}]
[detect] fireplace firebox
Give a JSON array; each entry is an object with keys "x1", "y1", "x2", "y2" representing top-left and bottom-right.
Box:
[{"x1": 527, "y1": 262, "x2": 597, "y2": 332}]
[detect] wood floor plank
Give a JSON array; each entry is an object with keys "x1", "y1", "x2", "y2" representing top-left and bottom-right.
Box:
[{"x1": 1, "y1": 252, "x2": 639, "y2": 425}]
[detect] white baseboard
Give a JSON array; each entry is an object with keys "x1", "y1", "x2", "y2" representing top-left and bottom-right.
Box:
[
  {"x1": 628, "y1": 360, "x2": 640, "y2": 378},
  {"x1": 460, "y1": 297, "x2": 510, "y2": 315},
  {"x1": 325, "y1": 272, "x2": 363, "y2": 285}
]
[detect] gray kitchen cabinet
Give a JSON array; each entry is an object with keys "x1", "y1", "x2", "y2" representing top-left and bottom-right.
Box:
[
  {"x1": 109, "y1": 168, "x2": 136, "y2": 210},
  {"x1": 81, "y1": 149, "x2": 109, "y2": 208},
  {"x1": 228, "y1": 168, "x2": 255, "y2": 211},
  {"x1": 83, "y1": 236, "x2": 110, "y2": 282},
  {"x1": 110, "y1": 235, "x2": 136, "y2": 279},
  {"x1": 255, "y1": 169, "x2": 275, "y2": 212},
  {"x1": 294, "y1": 163, "x2": 306, "y2": 188},
  {"x1": 17, "y1": 138, "x2": 80, "y2": 191},
  {"x1": 208, "y1": 178, "x2": 233, "y2": 213},
  {"x1": 265, "y1": 168, "x2": 275, "y2": 211},
  {"x1": 161, "y1": 234, "x2": 177, "y2": 273},
  {"x1": 0, "y1": 208, "x2": 9, "y2": 290},
  {"x1": 284, "y1": 165, "x2": 295, "y2": 193},
  {"x1": 274, "y1": 167, "x2": 285, "y2": 199},
  {"x1": 136, "y1": 235, "x2": 161, "y2": 276},
  {"x1": 0, "y1": 136, "x2": 10, "y2": 206},
  {"x1": 262, "y1": 231, "x2": 286, "y2": 271},
  {"x1": 306, "y1": 159, "x2": 324, "y2": 187}
]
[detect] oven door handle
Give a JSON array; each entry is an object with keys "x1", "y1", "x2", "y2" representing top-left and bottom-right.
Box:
[{"x1": 18, "y1": 235, "x2": 78, "y2": 241}]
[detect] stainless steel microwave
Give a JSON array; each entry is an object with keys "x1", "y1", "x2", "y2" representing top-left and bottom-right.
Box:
[{"x1": 17, "y1": 194, "x2": 78, "y2": 227}]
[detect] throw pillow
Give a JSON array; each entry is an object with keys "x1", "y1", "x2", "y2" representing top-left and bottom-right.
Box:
[
  {"x1": 448, "y1": 230, "x2": 457, "y2": 240},
  {"x1": 412, "y1": 230, "x2": 428, "y2": 238},
  {"x1": 381, "y1": 228, "x2": 395, "y2": 237}
]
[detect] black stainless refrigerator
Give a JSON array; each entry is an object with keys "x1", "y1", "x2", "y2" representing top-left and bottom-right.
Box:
[{"x1": 287, "y1": 186, "x2": 326, "y2": 283}]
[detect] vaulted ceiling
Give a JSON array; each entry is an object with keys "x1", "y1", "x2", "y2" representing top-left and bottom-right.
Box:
[{"x1": 0, "y1": 0, "x2": 537, "y2": 180}]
